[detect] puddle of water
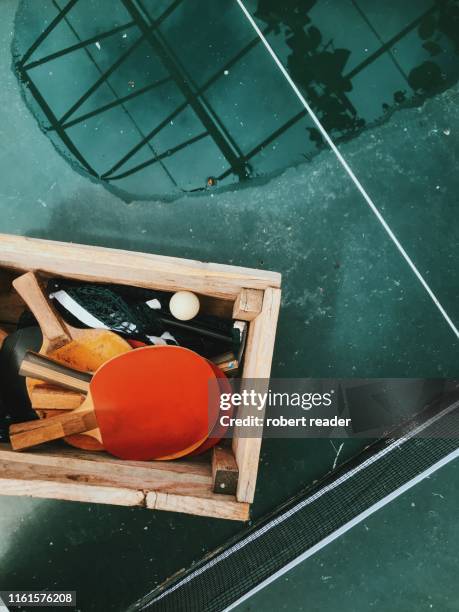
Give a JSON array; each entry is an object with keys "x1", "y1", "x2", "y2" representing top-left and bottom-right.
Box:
[{"x1": 12, "y1": 0, "x2": 459, "y2": 200}]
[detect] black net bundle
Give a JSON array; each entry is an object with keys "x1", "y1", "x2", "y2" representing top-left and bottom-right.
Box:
[
  {"x1": 50, "y1": 281, "x2": 168, "y2": 340},
  {"x1": 47, "y1": 279, "x2": 241, "y2": 358}
]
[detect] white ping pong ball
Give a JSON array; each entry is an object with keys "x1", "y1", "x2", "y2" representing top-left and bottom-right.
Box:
[{"x1": 169, "y1": 291, "x2": 200, "y2": 321}]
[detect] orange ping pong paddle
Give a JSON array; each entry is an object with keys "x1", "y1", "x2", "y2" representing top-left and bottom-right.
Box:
[{"x1": 10, "y1": 345, "x2": 221, "y2": 460}]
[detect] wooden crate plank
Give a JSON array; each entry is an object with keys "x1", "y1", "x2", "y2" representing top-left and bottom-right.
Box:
[
  {"x1": 11, "y1": 443, "x2": 210, "y2": 475},
  {"x1": 0, "y1": 448, "x2": 249, "y2": 519},
  {"x1": 0, "y1": 234, "x2": 281, "y2": 299},
  {"x1": 4, "y1": 444, "x2": 209, "y2": 475},
  {"x1": 0, "y1": 478, "x2": 145, "y2": 507},
  {"x1": 148, "y1": 491, "x2": 249, "y2": 521},
  {"x1": 0, "y1": 446, "x2": 213, "y2": 496},
  {"x1": 0, "y1": 476, "x2": 249, "y2": 519},
  {"x1": 233, "y1": 287, "x2": 282, "y2": 503}
]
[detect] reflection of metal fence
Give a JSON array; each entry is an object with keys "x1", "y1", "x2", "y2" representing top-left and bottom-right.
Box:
[
  {"x1": 255, "y1": 0, "x2": 459, "y2": 141},
  {"x1": 16, "y1": 0, "x2": 275, "y2": 194},
  {"x1": 14, "y1": 0, "x2": 459, "y2": 198},
  {"x1": 16, "y1": 0, "x2": 247, "y2": 187}
]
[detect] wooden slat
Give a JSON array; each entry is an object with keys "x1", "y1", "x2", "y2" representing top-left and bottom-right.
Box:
[
  {"x1": 233, "y1": 287, "x2": 282, "y2": 503},
  {"x1": 0, "y1": 478, "x2": 145, "y2": 507},
  {"x1": 0, "y1": 445, "x2": 212, "y2": 495},
  {"x1": 0, "y1": 446, "x2": 248, "y2": 520},
  {"x1": 5, "y1": 443, "x2": 209, "y2": 474},
  {"x1": 0, "y1": 234, "x2": 280, "y2": 299},
  {"x1": 148, "y1": 491, "x2": 249, "y2": 521}
]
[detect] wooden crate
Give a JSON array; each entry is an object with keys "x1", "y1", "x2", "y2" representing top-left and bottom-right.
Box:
[{"x1": 0, "y1": 234, "x2": 281, "y2": 521}]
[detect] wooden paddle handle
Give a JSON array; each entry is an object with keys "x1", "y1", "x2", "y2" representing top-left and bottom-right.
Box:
[
  {"x1": 13, "y1": 272, "x2": 71, "y2": 351},
  {"x1": 9, "y1": 408, "x2": 97, "y2": 451},
  {"x1": 20, "y1": 351, "x2": 92, "y2": 393},
  {"x1": 10, "y1": 417, "x2": 62, "y2": 435},
  {"x1": 30, "y1": 386, "x2": 85, "y2": 410}
]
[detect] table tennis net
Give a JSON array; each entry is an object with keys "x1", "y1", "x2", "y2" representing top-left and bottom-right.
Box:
[{"x1": 129, "y1": 392, "x2": 459, "y2": 612}]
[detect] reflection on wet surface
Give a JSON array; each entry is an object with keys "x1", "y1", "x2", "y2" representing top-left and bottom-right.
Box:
[{"x1": 13, "y1": 0, "x2": 459, "y2": 199}]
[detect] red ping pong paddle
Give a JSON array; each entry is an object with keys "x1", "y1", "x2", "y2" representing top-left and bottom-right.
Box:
[
  {"x1": 189, "y1": 362, "x2": 234, "y2": 455},
  {"x1": 10, "y1": 346, "x2": 221, "y2": 460}
]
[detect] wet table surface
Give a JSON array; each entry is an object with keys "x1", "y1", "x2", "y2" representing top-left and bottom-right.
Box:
[{"x1": 0, "y1": 0, "x2": 458, "y2": 610}]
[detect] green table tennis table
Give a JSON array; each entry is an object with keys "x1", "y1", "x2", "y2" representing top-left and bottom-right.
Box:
[{"x1": 0, "y1": 1, "x2": 458, "y2": 610}]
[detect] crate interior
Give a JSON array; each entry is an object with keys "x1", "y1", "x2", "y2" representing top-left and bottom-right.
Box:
[{"x1": 0, "y1": 263, "x2": 250, "y2": 519}]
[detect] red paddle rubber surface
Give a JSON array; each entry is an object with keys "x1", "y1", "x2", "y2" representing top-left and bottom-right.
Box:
[
  {"x1": 91, "y1": 346, "x2": 220, "y2": 460},
  {"x1": 190, "y1": 362, "x2": 233, "y2": 456}
]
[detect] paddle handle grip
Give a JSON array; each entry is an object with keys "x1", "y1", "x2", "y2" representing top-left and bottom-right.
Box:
[
  {"x1": 9, "y1": 408, "x2": 97, "y2": 451},
  {"x1": 20, "y1": 351, "x2": 92, "y2": 393},
  {"x1": 30, "y1": 386, "x2": 85, "y2": 411},
  {"x1": 13, "y1": 272, "x2": 72, "y2": 351}
]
